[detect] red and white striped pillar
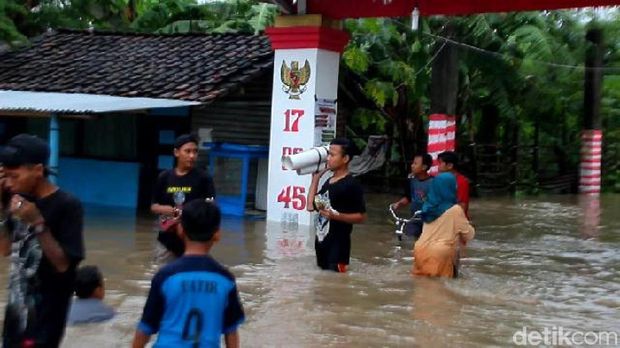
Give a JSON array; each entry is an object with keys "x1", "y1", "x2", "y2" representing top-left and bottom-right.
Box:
[
  {"x1": 427, "y1": 114, "x2": 456, "y2": 175},
  {"x1": 580, "y1": 194, "x2": 601, "y2": 238},
  {"x1": 579, "y1": 129, "x2": 603, "y2": 194}
]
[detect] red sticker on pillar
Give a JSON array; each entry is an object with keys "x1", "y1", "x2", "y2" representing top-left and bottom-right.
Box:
[{"x1": 314, "y1": 98, "x2": 337, "y2": 146}]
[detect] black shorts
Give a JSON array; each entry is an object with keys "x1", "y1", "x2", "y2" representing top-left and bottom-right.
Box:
[
  {"x1": 157, "y1": 231, "x2": 185, "y2": 258},
  {"x1": 315, "y1": 234, "x2": 350, "y2": 272},
  {"x1": 405, "y1": 220, "x2": 423, "y2": 239}
]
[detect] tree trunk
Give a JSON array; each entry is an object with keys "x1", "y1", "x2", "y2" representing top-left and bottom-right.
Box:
[
  {"x1": 510, "y1": 121, "x2": 519, "y2": 194},
  {"x1": 533, "y1": 119, "x2": 539, "y2": 178}
]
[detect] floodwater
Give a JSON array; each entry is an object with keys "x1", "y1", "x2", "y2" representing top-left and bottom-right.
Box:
[{"x1": 1, "y1": 194, "x2": 619, "y2": 347}]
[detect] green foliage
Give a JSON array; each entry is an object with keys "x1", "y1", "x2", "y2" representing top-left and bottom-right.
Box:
[
  {"x1": 342, "y1": 10, "x2": 619, "y2": 193},
  {"x1": 342, "y1": 45, "x2": 370, "y2": 74},
  {"x1": 248, "y1": 2, "x2": 276, "y2": 34},
  {"x1": 0, "y1": 0, "x2": 28, "y2": 45},
  {"x1": 130, "y1": 0, "x2": 197, "y2": 32},
  {"x1": 344, "y1": 18, "x2": 432, "y2": 107},
  {"x1": 132, "y1": 0, "x2": 276, "y2": 34},
  {"x1": 342, "y1": 17, "x2": 433, "y2": 167},
  {"x1": 0, "y1": 0, "x2": 276, "y2": 42},
  {"x1": 351, "y1": 108, "x2": 387, "y2": 134},
  {"x1": 364, "y1": 79, "x2": 397, "y2": 108},
  {"x1": 602, "y1": 128, "x2": 620, "y2": 193},
  {"x1": 1, "y1": 2, "x2": 618, "y2": 193},
  {"x1": 602, "y1": 74, "x2": 620, "y2": 192}
]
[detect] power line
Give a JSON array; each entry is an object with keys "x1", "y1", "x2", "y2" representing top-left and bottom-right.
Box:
[
  {"x1": 424, "y1": 32, "x2": 620, "y2": 73},
  {"x1": 385, "y1": 17, "x2": 620, "y2": 73},
  {"x1": 414, "y1": 39, "x2": 447, "y2": 76}
]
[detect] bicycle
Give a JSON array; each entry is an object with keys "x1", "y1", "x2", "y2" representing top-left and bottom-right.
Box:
[{"x1": 388, "y1": 204, "x2": 422, "y2": 242}]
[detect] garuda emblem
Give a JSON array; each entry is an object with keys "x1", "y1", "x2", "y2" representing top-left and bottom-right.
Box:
[{"x1": 281, "y1": 60, "x2": 311, "y2": 100}]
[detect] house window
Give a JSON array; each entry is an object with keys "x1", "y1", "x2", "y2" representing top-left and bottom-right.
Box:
[
  {"x1": 82, "y1": 115, "x2": 137, "y2": 160},
  {"x1": 25, "y1": 118, "x2": 77, "y2": 154},
  {"x1": 27, "y1": 115, "x2": 138, "y2": 161}
]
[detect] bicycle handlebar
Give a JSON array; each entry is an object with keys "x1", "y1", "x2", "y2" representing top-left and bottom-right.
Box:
[{"x1": 388, "y1": 205, "x2": 421, "y2": 223}]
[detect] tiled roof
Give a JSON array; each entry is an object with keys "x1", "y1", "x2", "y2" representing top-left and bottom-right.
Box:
[{"x1": 0, "y1": 29, "x2": 273, "y2": 103}]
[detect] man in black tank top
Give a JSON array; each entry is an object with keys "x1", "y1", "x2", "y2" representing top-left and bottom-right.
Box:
[
  {"x1": 151, "y1": 134, "x2": 216, "y2": 258},
  {"x1": 307, "y1": 138, "x2": 367, "y2": 273},
  {"x1": 1, "y1": 134, "x2": 84, "y2": 347}
]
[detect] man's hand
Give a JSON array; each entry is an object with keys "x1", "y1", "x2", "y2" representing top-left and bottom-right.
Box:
[
  {"x1": 151, "y1": 204, "x2": 177, "y2": 217},
  {"x1": 318, "y1": 208, "x2": 338, "y2": 220},
  {"x1": 391, "y1": 197, "x2": 410, "y2": 212},
  {"x1": 318, "y1": 208, "x2": 331, "y2": 219},
  {"x1": 307, "y1": 167, "x2": 330, "y2": 212},
  {"x1": 0, "y1": 166, "x2": 6, "y2": 213},
  {"x1": 132, "y1": 331, "x2": 150, "y2": 348},
  {"x1": 224, "y1": 331, "x2": 240, "y2": 348},
  {"x1": 159, "y1": 216, "x2": 180, "y2": 233},
  {"x1": 312, "y1": 167, "x2": 330, "y2": 181},
  {"x1": 0, "y1": 169, "x2": 9, "y2": 257},
  {"x1": 9, "y1": 195, "x2": 44, "y2": 225},
  {"x1": 9, "y1": 194, "x2": 73, "y2": 272}
]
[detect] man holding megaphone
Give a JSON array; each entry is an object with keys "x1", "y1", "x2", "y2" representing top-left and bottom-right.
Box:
[{"x1": 307, "y1": 138, "x2": 367, "y2": 273}]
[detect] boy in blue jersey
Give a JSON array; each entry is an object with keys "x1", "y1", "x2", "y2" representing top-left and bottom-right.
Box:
[
  {"x1": 391, "y1": 153, "x2": 433, "y2": 239},
  {"x1": 132, "y1": 200, "x2": 244, "y2": 348}
]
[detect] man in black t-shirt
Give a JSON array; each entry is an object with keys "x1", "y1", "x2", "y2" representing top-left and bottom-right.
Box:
[
  {"x1": 0, "y1": 134, "x2": 84, "y2": 348},
  {"x1": 151, "y1": 134, "x2": 215, "y2": 258},
  {"x1": 307, "y1": 138, "x2": 366, "y2": 273}
]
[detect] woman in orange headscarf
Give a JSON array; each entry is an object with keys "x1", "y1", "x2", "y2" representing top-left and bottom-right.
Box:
[{"x1": 413, "y1": 172, "x2": 474, "y2": 278}]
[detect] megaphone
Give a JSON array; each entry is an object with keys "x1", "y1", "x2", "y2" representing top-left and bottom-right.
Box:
[{"x1": 281, "y1": 146, "x2": 329, "y2": 175}]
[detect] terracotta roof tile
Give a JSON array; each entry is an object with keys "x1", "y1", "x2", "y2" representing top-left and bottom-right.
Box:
[{"x1": 0, "y1": 29, "x2": 274, "y2": 103}]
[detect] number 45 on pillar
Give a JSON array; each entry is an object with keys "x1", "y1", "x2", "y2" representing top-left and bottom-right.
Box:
[{"x1": 277, "y1": 186, "x2": 306, "y2": 210}]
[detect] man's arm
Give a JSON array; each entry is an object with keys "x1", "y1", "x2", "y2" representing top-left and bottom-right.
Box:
[
  {"x1": 150, "y1": 203, "x2": 176, "y2": 216},
  {"x1": 391, "y1": 197, "x2": 410, "y2": 210},
  {"x1": 306, "y1": 168, "x2": 328, "y2": 212},
  {"x1": 36, "y1": 228, "x2": 70, "y2": 272},
  {"x1": 456, "y1": 206, "x2": 475, "y2": 245},
  {"x1": 9, "y1": 196, "x2": 72, "y2": 272},
  {"x1": 134, "y1": 272, "x2": 164, "y2": 347},
  {"x1": 132, "y1": 330, "x2": 151, "y2": 348},
  {"x1": 0, "y1": 174, "x2": 9, "y2": 256},
  {"x1": 318, "y1": 178, "x2": 367, "y2": 224},
  {"x1": 224, "y1": 331, "x2": 240, "y2": 348},
  {"x1": 458, "y1": 202, "x2": 469, "y2": 216},
  {"x1": 223, "y1": 284, "x2": 245, "y2": 346},
  {"x1": 319, "y1": 210, "x2": 367, "y2": 224},
  {"x1": 393, "y1": 177, "x2": 412, "y2": 209},
  {"x1": 203, "y1": 174, "x2": 216, "y2": 199},
  {"x1": 151, "y1": 171, "x2": 176, "y2": 216},
  {"x1": 0, "y1": 227, "x2": 10, "y2": 257},
  {"x1": 456, "y1": 174, "x2": 470, "y2": 215}
]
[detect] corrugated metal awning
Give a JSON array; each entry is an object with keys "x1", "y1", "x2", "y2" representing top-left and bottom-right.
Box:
[{"x1": 0, "y1": 90, "x2": 201, "y2": 115}]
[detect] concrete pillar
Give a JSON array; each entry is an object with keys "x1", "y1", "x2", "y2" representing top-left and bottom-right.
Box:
[{"x1": 265, "y1": 15, "x2": 349, "y2": 225}]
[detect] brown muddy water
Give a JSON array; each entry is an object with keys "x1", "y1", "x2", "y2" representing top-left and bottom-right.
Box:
[{"x1": 1, "y1": 194, "x2": 619, "y2": 347}]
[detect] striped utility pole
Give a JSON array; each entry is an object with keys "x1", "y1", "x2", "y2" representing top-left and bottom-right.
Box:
[{"x1": 580, "y1": 28, "x2": 603, "y2": 194}]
